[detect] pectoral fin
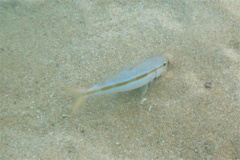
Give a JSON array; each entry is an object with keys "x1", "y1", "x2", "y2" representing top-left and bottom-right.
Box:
[{"x1": 140, "y1": 84, "x2": 149, "y2": 96}]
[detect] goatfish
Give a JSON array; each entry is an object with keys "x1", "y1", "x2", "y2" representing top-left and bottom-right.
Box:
[{"x1": 66, "y1": 55, "x2": 169, "y2": 111}]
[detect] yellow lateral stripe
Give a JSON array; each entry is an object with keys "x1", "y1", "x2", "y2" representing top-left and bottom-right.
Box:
[{"x1": 86, "y1": 64, "x2": 164, "y2": 95}]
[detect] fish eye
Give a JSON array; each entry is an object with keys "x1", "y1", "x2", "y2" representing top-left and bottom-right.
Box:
[{"x1": 163, "y1": 62, "x2": 167, "y2": 66}]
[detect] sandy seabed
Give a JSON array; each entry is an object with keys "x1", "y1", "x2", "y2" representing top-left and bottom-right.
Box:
[{"x1": 1, "y1": 0, "x2": 240, "y2": 159}]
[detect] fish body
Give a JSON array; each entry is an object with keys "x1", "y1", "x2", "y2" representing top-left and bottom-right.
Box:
[{"x1": 67, "y1": 55, "x2": 168, "y2": 110}]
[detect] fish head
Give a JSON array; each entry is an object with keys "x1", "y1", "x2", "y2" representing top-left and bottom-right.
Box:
[{"x1": 155, "y1": 56, "x2": 169, "y2": 78}]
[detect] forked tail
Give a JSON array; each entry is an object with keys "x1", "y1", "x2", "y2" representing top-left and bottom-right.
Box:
[{"x1": 65, "y1": 88, "x2": 87, "y2": 112}]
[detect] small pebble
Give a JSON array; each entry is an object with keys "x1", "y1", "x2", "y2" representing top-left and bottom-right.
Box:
[
  {"x1": 204, "y1": 82, "x2": 212, "y2": 88},
  {"x1": 61, "y1": 114, "x2": 69, "y2": 118}
]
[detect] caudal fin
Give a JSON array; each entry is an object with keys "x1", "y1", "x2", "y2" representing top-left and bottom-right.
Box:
[
  {"x1": 64, "y1": 88, "x2": 87, "y2": 112},
  {"x1": 72, "y1": 95, "x2": 86, "y2": 111}
]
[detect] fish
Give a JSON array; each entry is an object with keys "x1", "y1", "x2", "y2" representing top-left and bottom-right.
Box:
[{"x1": 66, "y1": 55, "x2": 169, "y2": 111}]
